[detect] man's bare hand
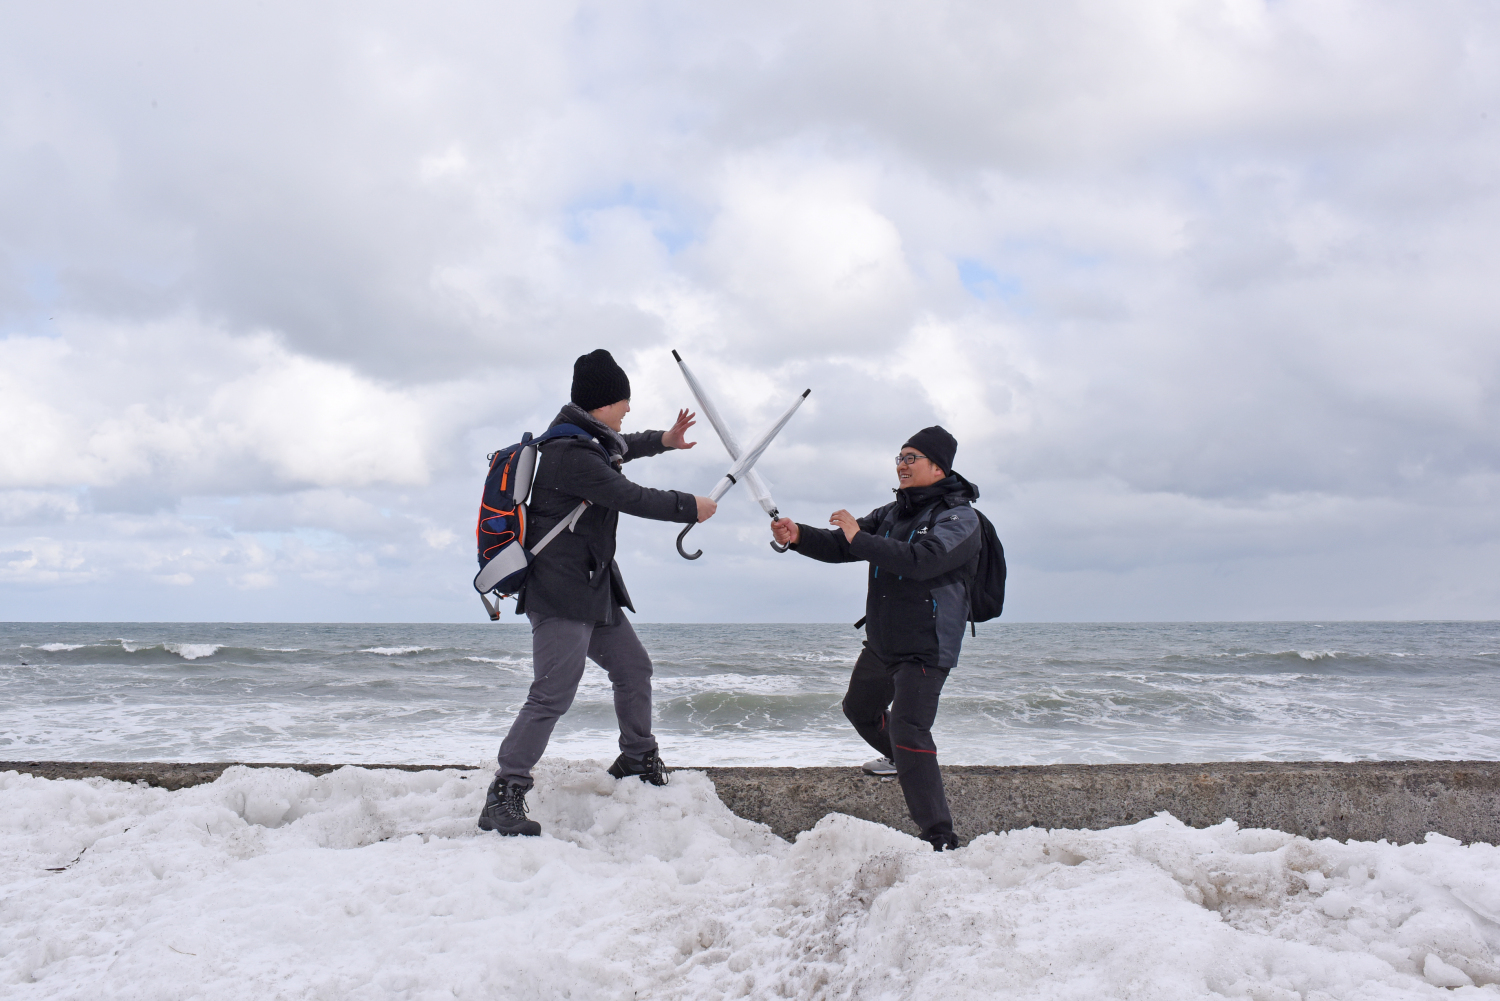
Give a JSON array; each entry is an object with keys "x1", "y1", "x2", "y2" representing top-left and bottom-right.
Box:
[
  {"x1": 662, "y1": 409, "x2": 698, "y2": 450},
  {"x1": 829, "y1": 509, "x2": 860, "y2": 543},
  {"x1": 695, "y1": 496, "x2": 718, "y2": 523},
  {"x1": 771, "y1": 517, "x2": 800, "y2": 546}
]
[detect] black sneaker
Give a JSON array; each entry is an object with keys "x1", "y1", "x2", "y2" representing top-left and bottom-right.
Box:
[
  {"x1": 924, "y1": 831, "x2": 960, "y2": 852},
  {"x1": 607, "y1": 748, "x2": 669, "y2": 786},
  {"x1": 478, "y1": 776, "x2": 542, "y2": 836}
]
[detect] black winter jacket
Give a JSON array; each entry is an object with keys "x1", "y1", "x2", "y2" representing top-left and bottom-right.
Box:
[
  {"x1": 792, "y1": 473, "x2": 982, "y2": 669},
  {"x1": 516, "y1": 407, "x2": 698, "y2": 624}
]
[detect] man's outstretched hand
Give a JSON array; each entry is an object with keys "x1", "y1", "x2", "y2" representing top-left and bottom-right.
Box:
[
  {"x1": 771, "y1": 517, "x2": 800, "y2": 546},
  {"x1": 695, "y1": 496, "x2": 718, "y2": 523},
  {"x1": 663, "y1": 409, "x2": 698, "y2": 450},
  {"x1": 829, "y1": 509, "x2": 860, "y2": 543}
]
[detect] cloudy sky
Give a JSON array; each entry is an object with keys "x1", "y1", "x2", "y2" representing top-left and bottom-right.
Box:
[{"x1": 2, "y1": 0, "x2": 1497, "y2": 623}]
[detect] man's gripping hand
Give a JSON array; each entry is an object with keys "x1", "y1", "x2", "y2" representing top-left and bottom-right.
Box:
[
  {"x1": 771, "y1": 517, "x2": 800, "y2": 546},
  {"x1": 695, "y1": 496, "x2": 718, "y2": 523}
]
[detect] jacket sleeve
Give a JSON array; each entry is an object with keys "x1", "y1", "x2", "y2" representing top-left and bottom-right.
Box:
[
  {"x1": 621, "y1": 430, "x2": 668, "y2": 463},
  {"x1": 847, "y1": 506, "x2": 982, "y2": 580},
  {"x1": 790, "y1": 506, "x2": 887, "y2": 564},
  {"x1": 557, "y1": 441, "x2": 697, "y2": 524}
]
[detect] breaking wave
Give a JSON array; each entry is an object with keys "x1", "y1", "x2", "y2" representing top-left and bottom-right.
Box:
[{"x1": 164, "y1": 643, "x2": 222, "y2": 661}]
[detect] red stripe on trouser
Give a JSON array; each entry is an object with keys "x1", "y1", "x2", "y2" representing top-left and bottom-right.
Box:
[{"x1": 896, "y1": 744, "x2": 937, "y2": 755}]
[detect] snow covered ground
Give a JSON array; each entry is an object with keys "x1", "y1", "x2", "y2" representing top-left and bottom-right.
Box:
[{"x1": 3, "y1": 763, "x2": 1500, "y2": 1000}]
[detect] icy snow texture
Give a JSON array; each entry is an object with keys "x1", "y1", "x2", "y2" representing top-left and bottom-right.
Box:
[{"x1": 3, "y1": 763, "x2": 1500, "y2": 1000}]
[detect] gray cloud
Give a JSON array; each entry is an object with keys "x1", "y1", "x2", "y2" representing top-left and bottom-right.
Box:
[{"x1": 1, "y1": 0, "x2": 1497, "y2": 621}]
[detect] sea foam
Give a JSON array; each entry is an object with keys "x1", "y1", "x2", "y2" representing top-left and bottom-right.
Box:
[{"x1": 164, "y1": 643, "x2": 221, "y2": 661}]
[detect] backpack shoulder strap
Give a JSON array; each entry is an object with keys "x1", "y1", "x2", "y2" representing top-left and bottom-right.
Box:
[
  {"x1": 932, "y1": 498, "x2": 982, "y2": 635},
  {"x1": 924, "y1": 494, "x2": 970, "y2": 531},
  {"x1": 535, "y1": 422, "x2": 591, "y2": 442},
  {"x1": 535, "y1": 422, "x2": 609, "y2": 458}
]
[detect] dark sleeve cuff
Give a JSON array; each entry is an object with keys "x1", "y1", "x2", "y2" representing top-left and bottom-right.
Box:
[
  {"x1": 848, "y1": 532, "x2": 876, "y2": 560},
  {"x1": 791, "y1": 523, "x2": 846, "y2": 562},
  {"x1": 674, "y1": 490, "x2": 698, "y2": 524}
]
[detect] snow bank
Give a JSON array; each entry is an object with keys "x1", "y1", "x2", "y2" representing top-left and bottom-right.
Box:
[{"x1": 3, "y1": 762, "x2": 1499, "y2": 1000}]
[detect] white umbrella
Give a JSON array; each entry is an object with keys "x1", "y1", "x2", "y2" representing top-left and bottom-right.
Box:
[{"x1": 672, "y1": 349, "x2": 810, "y2": 560}]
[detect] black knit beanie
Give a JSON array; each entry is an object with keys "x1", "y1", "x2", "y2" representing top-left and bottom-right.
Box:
[
  {"x1": 570, "y1": 349, "x2": 631, "y2": 412},
  {"x1": 903, "y1": 425, "x2": 957, "y2": 475}
]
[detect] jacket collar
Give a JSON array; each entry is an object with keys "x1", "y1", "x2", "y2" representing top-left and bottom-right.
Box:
[
  {"x1": 555, "y1": 404, "x2": 629, "y2": 465},
  {"x1": 893, "y1": 471, "x2": 979, "y2": 515}
]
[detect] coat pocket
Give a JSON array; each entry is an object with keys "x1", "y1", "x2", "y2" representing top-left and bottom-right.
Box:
[{"x1": 931, "y1": 581, "x2": 969, "y2": 669}]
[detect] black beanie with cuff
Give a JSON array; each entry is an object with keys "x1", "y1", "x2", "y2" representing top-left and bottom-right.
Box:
[
  {"x1": 570, "y1": 349, "x2": 631, "y2": 412},
  {"x1": 903, "y1": 425, "x2": 957, "y2": 475}
]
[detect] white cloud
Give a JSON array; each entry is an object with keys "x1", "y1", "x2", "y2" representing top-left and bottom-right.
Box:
[
  {"x1": 698, "y1": 159, "x2": 914, "y2": 345},
  {"x1": 0, "y1": 490, "x2": 78, "y2": 525},
  {"x1": 422, "y1": 527, "x2": 458, "y2": 550},
  {"x1": 0, "y1": 318, "x2": 482, "y2": 494},
  {"x1": 0, "y1": 0, "x2": 1497, "y2": 620}
]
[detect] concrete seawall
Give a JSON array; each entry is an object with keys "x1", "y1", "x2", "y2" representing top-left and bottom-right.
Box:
[{"x1": 5, "y1": 760, "x2": 1497, "y2": 846}]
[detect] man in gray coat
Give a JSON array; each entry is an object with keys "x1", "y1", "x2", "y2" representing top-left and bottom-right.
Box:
[{"x1": 479, "y1": 349, "x2": 717, "y2": 837}]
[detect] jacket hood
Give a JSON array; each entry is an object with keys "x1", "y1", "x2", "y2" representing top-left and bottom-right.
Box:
[{"x1": 893, "y1": 470, "x2": 979, "y2": 514}]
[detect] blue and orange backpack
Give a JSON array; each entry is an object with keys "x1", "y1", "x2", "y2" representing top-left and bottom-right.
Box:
[{"x1": 473, "y1": 425, "x2": 589, "y2": 619}]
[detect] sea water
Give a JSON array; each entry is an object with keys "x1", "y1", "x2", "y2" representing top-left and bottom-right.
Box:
[
  {"x1": 6, "y1": 622, "x2": 1500, "y2": 997},
  {"x1": 3, "y1": 620, "x2": 1498, "y2": 765}
]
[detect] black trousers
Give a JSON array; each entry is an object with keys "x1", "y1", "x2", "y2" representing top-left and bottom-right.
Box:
[{"x1": 841, "y1": 646, "x2": 953, "y2": 839}]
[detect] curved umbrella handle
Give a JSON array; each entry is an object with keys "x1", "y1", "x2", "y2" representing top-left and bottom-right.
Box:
[
  {"x1": 676, "y1": 522, "x2": 703, "y2": 560},
  {"x1": 766, "y1": 509, "x2": 789, "y2": 552}
]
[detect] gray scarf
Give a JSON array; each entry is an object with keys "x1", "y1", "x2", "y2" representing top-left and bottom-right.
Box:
[{"x1": 559, "y1": 403, "x2": 628, "y2": 467}]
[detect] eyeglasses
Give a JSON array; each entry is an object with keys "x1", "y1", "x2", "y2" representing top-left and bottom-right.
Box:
[{"x1": 894, "y1": 453, "x2": 930, "y2": 466}]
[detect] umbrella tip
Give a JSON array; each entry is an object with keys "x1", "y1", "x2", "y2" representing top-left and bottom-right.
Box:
[
  {"x1": 801, "y1": 388, "x2": 811, "y2": 397},
  {"x1": 671, "y1": 349, "x2": 682, "y2": 361}
]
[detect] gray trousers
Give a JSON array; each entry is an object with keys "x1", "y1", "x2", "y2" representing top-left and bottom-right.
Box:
[{"x1": 495, "y1": 611, "x2": 657, "y2": 784}]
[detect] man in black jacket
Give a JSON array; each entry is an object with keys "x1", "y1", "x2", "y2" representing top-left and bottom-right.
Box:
[
  {"x1": 479, "y1": 349, "x2": 717, "y2": 837},
  {"x1": 771, "y1": 426, "x2": 981, "y2": 851}
]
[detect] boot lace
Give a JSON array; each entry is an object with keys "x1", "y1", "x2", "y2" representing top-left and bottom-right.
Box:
[
  {"x1": 503, "y1": 783, "x2": 532, "y2": 820},
  {"x1": 640, "y1": 749, "x2": 668, "y2": 786}
]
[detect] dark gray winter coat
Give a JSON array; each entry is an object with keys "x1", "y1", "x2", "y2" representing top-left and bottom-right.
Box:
[
  {"x1": 792, "y1": 474, "x2": 982, "y2": 669},
  {"x1": 516, "y1": 407, "x2": 697, "y2": 624}
]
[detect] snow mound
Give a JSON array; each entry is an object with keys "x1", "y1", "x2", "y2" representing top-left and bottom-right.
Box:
[{"x1": 3, "y1": 762, "x2": 1499, "y2": 999}]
